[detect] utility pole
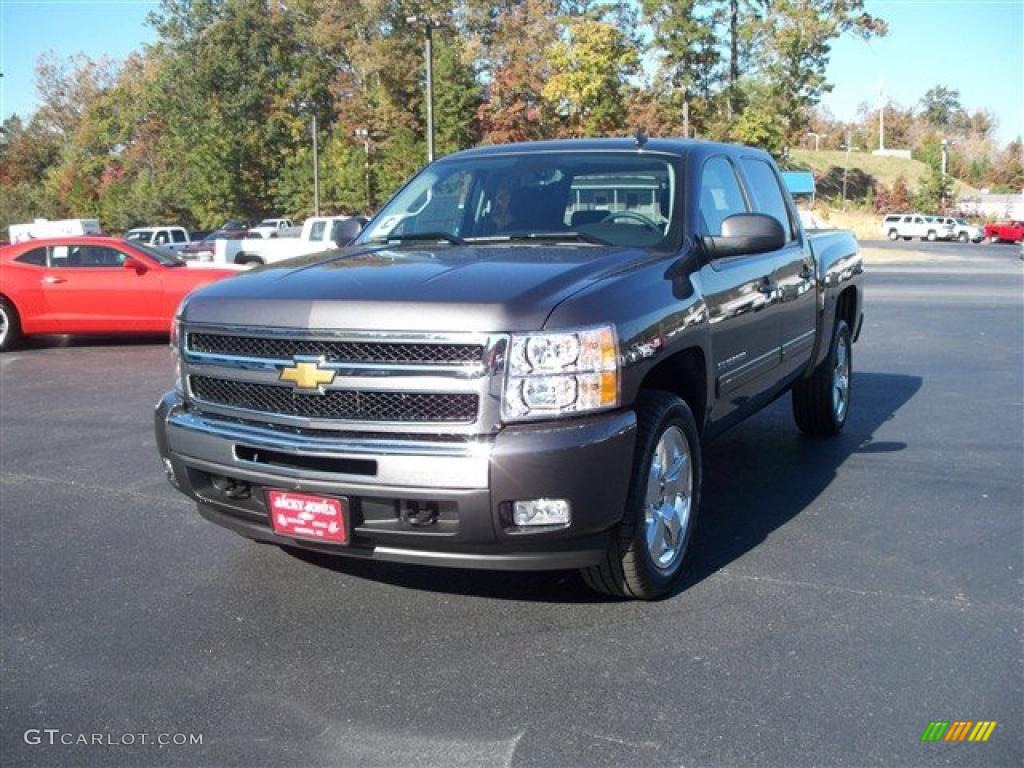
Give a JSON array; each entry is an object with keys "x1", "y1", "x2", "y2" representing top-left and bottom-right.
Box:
[
  {"x1": 941, "y1": 139, "x2": 955, "y2": 214},
  {"x1": 841, "y1": 131, "x2": 859, "y2": 211},
  {"x1": 407, "y1": 14, "x2": 437, "y2": 163},
  {"x1": 312, "y1": 113, "x2": 320, "y2": 217},
  {"x1": 682, "y1": 98, "x2": 689, "y2": 139},
  {"x1": 354, "y1": 128, "x2": 373, "y2": 212}
]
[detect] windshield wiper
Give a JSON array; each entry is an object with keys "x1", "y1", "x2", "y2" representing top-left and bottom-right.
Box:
[
  {"x1": 468, "y1": 231, "x2": 613, "y2": 246},
  {"x1": 364, "y1": 231, "x2": 465, "y2": 246}
]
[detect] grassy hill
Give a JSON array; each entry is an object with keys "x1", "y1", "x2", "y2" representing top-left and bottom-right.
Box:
[{"x1": 788, "y1": 149, "x2": 979, "y2": 197}]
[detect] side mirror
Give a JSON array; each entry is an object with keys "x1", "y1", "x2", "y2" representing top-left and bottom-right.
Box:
[
  {"x1": 702, "y1": 213, "x2": 786, "y2": 260},
  {"x1": 123, "y1": 256, "x2": 148, "y2": 273},
  {"x1": 332, "y1": 217, "x2": 367, "y2": 247}
]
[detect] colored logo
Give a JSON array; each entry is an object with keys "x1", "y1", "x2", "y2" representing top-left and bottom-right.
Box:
[
  {"x1": 921, "y1": 721, "x2": 997, "y2": 742},
  {"x1": 279, "y1": 359, "x2": 336, "y2": 391}
]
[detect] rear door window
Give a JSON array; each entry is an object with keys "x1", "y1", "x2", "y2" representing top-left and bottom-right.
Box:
[
  {"x1": 739, "y1": 157, "x2": 794, "y2": 240},
  {"x1": 309, "y1": 221, "x2": 326, "y2": 241}
]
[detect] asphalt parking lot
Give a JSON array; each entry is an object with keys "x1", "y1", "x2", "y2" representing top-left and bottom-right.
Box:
[{"x1": 1, "y1": 242, "x2": 1021, "y2": 767}]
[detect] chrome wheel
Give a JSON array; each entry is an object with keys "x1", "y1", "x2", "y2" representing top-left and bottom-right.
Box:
[
  {"x1": 0, "y1": 305, "x2": 8, "y2": 346},
  {"x1": 832, "y1": 333, "x2": 850, "y2": 422},
  {"x1": 644, "y1": 426, "x2": 693, "y2": 571}
]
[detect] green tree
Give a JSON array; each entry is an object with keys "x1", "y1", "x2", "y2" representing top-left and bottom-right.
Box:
[
  {"x1": 542, "y1": 15, "x2": 639, "y2": 136},
  {"x1": 755, "y1": 0, "x2": 886, "y2": 148},
  {"x1": 919, "y1": 85, "x2": 965, "y2": 128}
]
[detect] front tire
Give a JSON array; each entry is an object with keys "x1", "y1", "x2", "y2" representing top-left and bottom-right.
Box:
[
  {"x1": 581, "y1": 391, "x2": 702, "y2": 600},
  {"x1": 793, "y1": 318, "x2": 852, "y2": 436},
  {"x1": 888, "y1": 229, "x2": 899, "y2": 241},
  {"x1": 989, "y1": 234, "x2": 1000, "y2": 243},
  {"x1": 0, "y1": 298, "x2": 22, "y2": 353},
  {"x1": 926, "y1": 230, "x2": 937, "y2": 241},
  {"x1": 958, "y1": 232, "x2": 969, "y2": 243}
]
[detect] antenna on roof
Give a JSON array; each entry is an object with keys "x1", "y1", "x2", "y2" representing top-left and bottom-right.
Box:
[{"x1": 634, "y1": 128, "x2": 648, "y2": 148}]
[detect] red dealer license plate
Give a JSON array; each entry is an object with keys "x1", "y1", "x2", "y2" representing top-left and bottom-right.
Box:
[{"x1": 266, "y1": 490, "x2": 348, "y2": 544}]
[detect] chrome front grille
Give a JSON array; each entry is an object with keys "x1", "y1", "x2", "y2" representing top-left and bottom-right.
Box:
[
  {"x1": 190, "y1": 376, "x2": 479, "y2": 423},
  {"x1": 180, "y1": 325, "x2": 505, "y2": 433},
  {"x1": 187, "y1": 333, "x2": 484, "y2": 365}
]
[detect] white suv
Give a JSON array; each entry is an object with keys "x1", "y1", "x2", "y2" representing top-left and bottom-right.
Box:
[
  {"x1": 880, "y1": 214, "x2": 955, "y2": 241},
  {"x1": 930, "y1": 216, "x2": 984, "y2": 243}
]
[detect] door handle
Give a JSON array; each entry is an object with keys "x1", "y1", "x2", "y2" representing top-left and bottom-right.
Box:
[
  {"x1": 757, "y1": 277, "x2": 777, "y2": 294},
  {"x1": 799, "y1": 265, "x2": 815, "y2": 280},
  {"x1": 42, "y1": 275, "x2": 66, "y2": 285}
]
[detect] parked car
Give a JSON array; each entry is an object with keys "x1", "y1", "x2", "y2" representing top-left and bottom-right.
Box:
[
  {"x1": 248, "y1": 218, "x2": 294, "y2": 239},
  {"x1": 224, "y1": 215, "x2": 367, "y2": 265},
  {"x1": 156, "y1": 137, "x2": 862, "y2": 600},
  {"x1": 983, "y1": 220, "x2": 1024, "y2": 243},
  {"x1": 9, "y1": 218, "x2": 102, "y2": 243},
  {"x1": 180, "y1": 229, "x2": 247, "y2": 259},
  {"x1": 125, "y1": 226, "x2": 192, "y2": 253},
  {"x1": 928, "y1": 217, "x2": 984, "y2": 243},
  {"x1": 880, "y1": 213, "x2": 954, "y2": 241},
  {"x1": 0, "y1": 237, "x2": 237, "y2": 351}
]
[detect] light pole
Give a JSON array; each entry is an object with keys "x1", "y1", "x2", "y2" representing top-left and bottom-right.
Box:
[
  {"x1": 300, "y1": 100, "x2": 320, "y2": 217},
  {"x1": 806, "y1": 131, "x2": 827, "y2": 151},
  {"x1": 407, "y1": 14, "x2": 439, "y2": 163}
]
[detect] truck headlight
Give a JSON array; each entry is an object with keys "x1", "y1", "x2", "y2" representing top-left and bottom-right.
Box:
[
  {"x1": 503, "y1": 325, "x2": 619, "y2": 421},
  {"x1": 171, "y1": 299, "x2": 188, "y2": 396}
]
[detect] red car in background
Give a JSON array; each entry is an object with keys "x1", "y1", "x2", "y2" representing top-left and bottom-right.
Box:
[
  {"x1": 983, "y1": 220, "x2": 1024, "y2": 243},
  {"x1": 0, "y1": 237, "x2": 237, "y2": 351}
]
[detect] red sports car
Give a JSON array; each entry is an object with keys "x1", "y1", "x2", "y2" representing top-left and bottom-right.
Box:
[{"x1": 0, "y1": 236, "x2": 238, "y2": 351}]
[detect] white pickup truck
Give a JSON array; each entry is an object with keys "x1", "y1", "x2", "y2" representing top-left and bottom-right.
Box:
[
  {"x1": 9, "y1": 218, "x2": 102, "y2": 242},
  {"x1": 247, "y1": 218, "x2": 294, "y2": 239},
  {"x1": 221, "y1": 216, "x2": 366, "y2": 265},
  {"x1": 125, "y1": 225, "x2": 192, "y2": 253}
]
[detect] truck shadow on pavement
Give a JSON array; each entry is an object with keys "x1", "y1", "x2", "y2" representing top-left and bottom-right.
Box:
[{"x1": 285, "y1": 371, "x2": 922, "y2": 603}]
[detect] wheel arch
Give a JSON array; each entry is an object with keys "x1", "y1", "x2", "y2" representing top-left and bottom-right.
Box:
[{"x1": 636, "y1": 346, "x2": 709, "y2": 435}]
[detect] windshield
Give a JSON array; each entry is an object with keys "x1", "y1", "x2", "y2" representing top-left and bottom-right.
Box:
[
  {"x1": 129, "y1": 240, "x2": 184, "y2": 266},
  {"x1": 358, "y1": 151, "x2": 682, "y2": 250}
]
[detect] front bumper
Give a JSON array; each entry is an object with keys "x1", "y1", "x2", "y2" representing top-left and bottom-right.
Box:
[{"x1": 155, "y1": 393, "x2": 636, "y2": 570}]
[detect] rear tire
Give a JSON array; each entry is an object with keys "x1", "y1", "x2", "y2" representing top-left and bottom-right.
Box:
[
  {"x1": 0, "y1": 298, "x2": 22, "y2": 353},
  {"x1": 926, "y1": 230, "x2": 937, "y2": 241},
  {"x1": 958, "y1": 232, "x2": 969, "y2": 243},
  {"x1": 989, "y1": 234, "x2": 1000, "y2": 243},
  {"x1": 888, "y1": 229, "x2": 899, "y2": 241},
  {"x1": 581, "y1": 391, "x2": 702, "y2": 600},
  {"x1": 792, "y1": 318, "x2": 852, "y2": 437},
  {"x1": 235, "y1": 253, "x2": 264, "y2": 266}
]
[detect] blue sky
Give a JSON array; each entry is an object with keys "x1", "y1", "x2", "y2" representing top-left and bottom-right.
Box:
[{"x1": 1, "y1": 0, "x2": 1022, "y2": 144}]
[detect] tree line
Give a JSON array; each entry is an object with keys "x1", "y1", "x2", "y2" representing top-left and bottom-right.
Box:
[{"x1": 0, "y1": 0, "x2": 1014, "y2": 233}]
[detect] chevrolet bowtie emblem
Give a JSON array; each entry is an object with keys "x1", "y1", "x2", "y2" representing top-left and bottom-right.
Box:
[{"x1": 279, "y1": 360, "x2": 336, "y2": 391}]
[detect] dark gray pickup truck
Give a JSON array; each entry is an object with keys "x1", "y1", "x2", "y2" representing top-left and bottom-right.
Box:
[{"x1": 155, "y1": 137, "x2": 862, "y2": 599}]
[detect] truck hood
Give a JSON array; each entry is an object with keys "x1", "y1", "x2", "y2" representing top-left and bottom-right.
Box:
[{"x1": 181, "y1": 243, "x2": 660, "y2": 332}]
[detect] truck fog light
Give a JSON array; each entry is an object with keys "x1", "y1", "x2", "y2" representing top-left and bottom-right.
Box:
[{"x1": 513, "y1": 498, "x2": 571, "y2": 527}]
